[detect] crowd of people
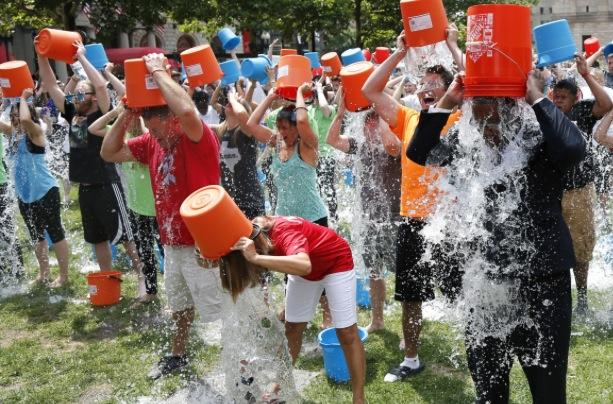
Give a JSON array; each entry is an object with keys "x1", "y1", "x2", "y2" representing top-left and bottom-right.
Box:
[{"x1": 1, "y1": 17, "x2": 613, "y2": 404}]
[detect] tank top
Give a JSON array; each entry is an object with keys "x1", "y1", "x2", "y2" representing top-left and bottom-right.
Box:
[
  {"x1": 8, "y1": 130, "x2": 58, "y2": 203},
  {"x1": 220, "y1": 126, "x2": 264, "y2": 218},
  {"x1": 271, "y1": 142, "x2": 327, "y2": 221}
]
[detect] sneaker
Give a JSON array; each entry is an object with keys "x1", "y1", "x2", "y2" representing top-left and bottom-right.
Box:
[
  {"x1": 383, "y1": 364, "x2": 425, "y2": 382},
  {"x1": 148, "y1": 355, "x2": 187, "y2": 379}
]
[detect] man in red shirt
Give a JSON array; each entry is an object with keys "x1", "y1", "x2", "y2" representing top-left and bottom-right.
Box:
[{"x1": 101, "y1": 53, "x2": 222, "y2": 378}]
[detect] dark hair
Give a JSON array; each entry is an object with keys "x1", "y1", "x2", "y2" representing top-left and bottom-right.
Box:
[
  {"x1": 11, "y1": 103, "x2": 40, "y2": 125},
  {"x1": 425, "y1": 65, "x2": 453, "y2": 88},
  {"x1": 276, "y1": 105, "x2": 297, "y2": 126},
  {"x1": 553, "y1": 79, "x2": 578, "y2": 96},
  {"x1": 140, "y1": 105, "x2": 171, "y2": 120},
  {"x1": 192, "y1": 88, "x2": 210, "y2": 115}
]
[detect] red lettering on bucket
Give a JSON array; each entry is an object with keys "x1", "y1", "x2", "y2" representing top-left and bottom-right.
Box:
[{"x1": 467, "y1": 13, "x2": 495, "y2": 63}]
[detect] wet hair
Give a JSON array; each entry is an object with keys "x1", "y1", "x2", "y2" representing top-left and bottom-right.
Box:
[
  {"x1": 276, "y1": 105, "x2": 297, "y2": 126},
  {"x1": 192, "y1": 88, "x2": 210, "y2": 115},
  {"x1": 10, "y1": 103, "x2": 40, "y2": 125},
  {"x1": 425, "y1": 65, "x2": 453, "y2": 88},
  {"x1": 140, "y1": 105, "x2": 171, "y2": 120},
  {"x1": 553, "y1": 79, "x2": 578, "y2": 96},
  {"x1": 219, "y1": 219, "x2": 275, "y2": 301}
]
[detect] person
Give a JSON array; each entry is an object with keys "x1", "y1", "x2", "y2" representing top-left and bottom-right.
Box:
[
  {"x1": 552, "y1": 54, "x2": 613, "y2": 316},
  {"x1": 101, "y1": 53, "x2": 222, "y2": 378},
  {"x1": 326, "y1": 89, "x2": 401, "y2": 332},
  {"x1": 594, "y1": 108, "x2": 613, "y2": 150},
  {"x1": 0, "y1": 88, "x2": 70, "y2": 287},
  {"x1": 37, "y1": 40, "x2": 140, "y2": 272},
  {"x1": 586, "y1": 43, "x2": 613, "y2": 89},
  {"x1": 222, "y1": 215, "x2": 365, "y2": 404},
  {"x1": 362, "y1": 30, "x2": 459, "y2": 381},
  {"x1": 407, "y1": 69, "x2": 585, "y2": 403}
]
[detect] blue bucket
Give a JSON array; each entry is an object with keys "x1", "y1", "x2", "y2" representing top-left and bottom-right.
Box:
[
  {"x1": 356, "y1": 278, "x2": 371, "y2": 308},
  {"x1": 318, "y1": 327, "x2": 368, "y2": 382},
  {"x1": 341, "y1": 48, "x2": 365, "y2": 66},
  {"x1": 85, "y1": 43, "x2": 108, "y2": 71},
  {"x1": 604, "y1": 43, "x2": 613, "y2": 59},
  {"x1": 156, "y1": 244, "x2": 165, "y2": 274},
  {"x1": 218, "y1": 28, "x2": 241, "y2": 51},
  {"x1": 344, "y1": 169, "x2": 354, "y2": 186},
  {"x1": 533, "y1": 20, "x2": 577, "y2": 68},
  {"x1": 304, "y1": 52, "x2": 321, "y2": 68},
  {"x1": 258, "y1": 54, "x2": 273, "y2": 66},
  {"x1": 180, "y1": 63, "x2": 187, "y2": 82},
  {"x1": 241, "y1": 58, "x2": 269, "y2": 84},
  {"x1": 220, "y1": 60, "x2": 240, "y2": 85}
]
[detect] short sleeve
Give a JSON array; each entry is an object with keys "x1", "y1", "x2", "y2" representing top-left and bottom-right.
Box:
[
  {"x1": 127, "y1": 133, "x2": 150, "y2": 165},
  {"x1": 389, "y1": 106, "x2": 417, "y2": 141},
  {"x1": 272, "y1": 222, "x2": 310, "y2": 257}
]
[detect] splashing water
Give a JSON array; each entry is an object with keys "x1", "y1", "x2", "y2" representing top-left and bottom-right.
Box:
[{"x1": 404, "y1": 42, "x2": 455, "y2": 80}]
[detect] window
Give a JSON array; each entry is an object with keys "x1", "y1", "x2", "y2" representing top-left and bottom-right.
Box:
[
  {"x1": 540, "y1": 7, "x2": 544, "y2": 15},
  {"x1": 586, "y1": 6, "x2": 589, "y2": 13},
  {"x1": 549, "y1": 7, "x2": 553, "y2": 13}
]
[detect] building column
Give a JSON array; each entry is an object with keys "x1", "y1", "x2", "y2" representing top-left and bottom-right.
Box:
[
  {"x1": 118, "y1": 32, "x2": 130, "y2": 48},
  {"x1": 147, "y1": 30, "x2": 156, "y2": 47}
]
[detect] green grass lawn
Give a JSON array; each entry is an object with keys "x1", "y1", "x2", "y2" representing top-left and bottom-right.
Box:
[{"x1": 1, "y1": 193, "x2": 612, "y2": 403}]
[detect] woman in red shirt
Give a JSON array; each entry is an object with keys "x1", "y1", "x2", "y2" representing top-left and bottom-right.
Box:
[{"x1": 221, "y1": 215, "x2": 365, "y2": 404}]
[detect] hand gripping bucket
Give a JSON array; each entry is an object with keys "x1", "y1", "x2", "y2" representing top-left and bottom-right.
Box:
[
  {"x1": 87, "y1": 271, "x2": 122, "y2": 306},
  {"x1": 241, "y1": 58, "x2": 270, "y2": 84},
  {"x1": 304, "y1": 52, "x2": 321, "y2": 69},
  {"x1": 321, "y1": 52, "x2": 342, "y2": 78},
  {"x1": 280, "y1": 49, "x2": 298, "y2": 57},
  {"x1": 0, "y1": 61, "x2": 35, "y2": 99},
  {"x1": 276, "y1": 55, "x2": 312, "y2": 101},
  {"x1": 400, "y1": 0, "x2": 448, "y2": 48},
  {"x1": 220, "y1": 60, "x2": 241, "y2": 86},
  {"x1": 180, "y1": 45, "x2": 223, "y2": 88},
  {"x1": 85, "y1": 43, "x2": 109, "y2": 70},
  {"x1": 356, "y1": 278, "x2": 371, "y2": 308},
  {"x1": 534, "y1": 20, "x2": 577, "y2": 68},
  {"x1": 35, "y1": 28, "x2": 82, "y2": 64},
  {"x1": 318, "y1": 327, "x2": 368, "y2": 382},
  {"x1": 217, "y1": 28, "x2": 241, "y2": 51},
  {"x1": 584, "y1": 38, "x2": 600, "y2": 58},
  {"x1": 180, "y1": 185, "x2": 254, "y2": 259},
  {"x1": 341, "y1": 48, "x2": 365, "y2": 66},
  {"x1": 124, "y1": 58, "x2": 167, "y2": 108},
  {"x1": 340, "y1": 61, "x2": 374, "y2": 112},
  {"x1": 373, "y1": 47, "x2": 390, "y2": 64},
  {"x1": 464, "y1": 4, "x2": 532, "y2": 98}
]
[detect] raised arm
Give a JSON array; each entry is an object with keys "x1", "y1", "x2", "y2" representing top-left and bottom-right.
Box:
[
  {"x1": 586, "y1": 47, "x2": 603, "y2": 68},
  {"x1": 37, "y1": 56, "x2": 66, "y2": 113},
  {"x1": 89, "y1": 103, "x2": 123, "y2": 137},
  {"x1": 210, "y1": 83, "x2": 223, "y2": 114},
  {"x1": 143, "y1": 53, "x2": 203, "y2": 142},
  {"x1": 232, "y1": 236, "x2": 312, "y2": 277},
  {"x1": 315, "y1": 76, "x2": 333, "y2": 117},
  {"x1": 594, "y1": 109, "x2": 613, "y2": 150},
  {"x1": 75, "y1": 41, "x2": 110, "y2": 113},
  {"x1": 100, "y1": 109, "x2": 137, "y2": 163},
  {"x1": 445, "y1": 24, "x2": 465, "y2": 71},
  {"x1": 295, "y1": 83, "x2": 318, "y2": 150},
  {"x1": 576, "y1": 54, "x2": 613, "y2": 118},
  {"x1": 245, "y1": 90, "x2": 277, "y2": 144},
  {"x1": 227, "y1": 88, "x2": 253, "y2": 137},
  {"x1": 19, "y1": 88, "x2": 45, "y2": 147},
  {"x1": 379, "y1": 119, "x2": 402, "y2": 157},
  {"x1": 326, "y1": 88, "x2": 350, "y2": 153},
  {"x1": 362, "y1": 31, "x2": 407, "y2": 127},
  {"x1": 103, "y1": 63, "x2": 126, "y2": 98}
]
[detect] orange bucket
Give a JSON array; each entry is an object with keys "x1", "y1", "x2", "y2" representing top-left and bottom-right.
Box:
[
  {"x1": 180, "y1": 185, "x2": 253, "y2": 260},
  {"x1": 340, "y1": 62, "x2": 374, "y2": 112},
  {"x1": 321, "y1": 52, "x2": 342, "y2": 78},
  {"x1": 35, "y1": 28, "x2": 82, "y2": 64},
  {"x1": 276, "y1": 55, "x2": 312, "y2": 101},
  {"x1": 280, "y1": 48, "x2": 298, "y2": 56},
  {"x1": 180, "y1": 45, "x2": 223, "y2": 88},
  {"x1": 87, "y1": 271, "x2": 122, "y2": 306},
  {"x1": 584, "y1": 37, "x2": 600, "y2": 58},
  {"x1": 0, "y1": 61, "x2": 35, "y2": 98},
  {"x1": 124, "y1": 58, "x2": 168, "y2": 108},
  {"x1": 400, "y1": 0, "x2": 448, "y2": 47},
  {"x1": 464, "y1": 4, "x2": 532, "y2": 98}
]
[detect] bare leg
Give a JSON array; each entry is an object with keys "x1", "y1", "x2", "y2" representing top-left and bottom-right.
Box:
[
  {"x1": 367, "y1": 278, "x2": 386, "y2": 332},
  {"x1": 285, "y1": 321, "x2": 308, "y2": 363},
  {"x1": 33, "y1": 240, "x2": 51, "y2": 283},
  {"x1": 62, "y1": 179, "x2": 71, "y2": 205},
  {"x1": 122, "y1": 240, "x2": 141, "y2": 271},
  {"x1": 573, "y1": 262, "x2": 590, "y2": 312},
  {"x1": 50, "y1": 239, "x2": 70, "y2": 288},
  {"x1": 402, "y1": 301, "x2": 422, "y2": 358},
  {"x1": 171, "y1": 307, "x2": 195, "y2": 356},
  {"x1": 320, "y1": 295, "x2": 333, "y2": 329},
  {"x1": 94, "y1": 242, "x2": 113, "y2": 271},
  {"x1": 336, "y1": 324, "x2": 366, "y2": 404}
]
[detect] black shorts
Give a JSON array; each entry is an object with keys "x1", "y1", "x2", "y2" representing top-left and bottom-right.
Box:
[
  {"x1": 18, "y1": 187, "x2": 65, "y2": 244},
  {"x1": 79, "y1": 183, "x2": 133, "y2": 245},
  {"x1": 394, "y1": 217, "x2": 435, "y2": 302}
]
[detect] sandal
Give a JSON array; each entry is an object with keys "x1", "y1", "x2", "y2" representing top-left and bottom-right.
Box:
[{"x1": 383, "y1": 364, "x2": 425, "y2": 382}]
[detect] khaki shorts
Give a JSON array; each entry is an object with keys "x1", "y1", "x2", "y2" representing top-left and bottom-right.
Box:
[{"x1": 562, "y1": 184, "x2": 596, "y2": 264}]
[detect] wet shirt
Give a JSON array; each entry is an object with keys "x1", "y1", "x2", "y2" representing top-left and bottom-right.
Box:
[
  {"x1": 270, "y1": 216, "x2": 353, "y2": 281},
  {"x1": 308, "y1": 105, "x2": 336, "y2": 157},
  {"x1": 63, "y1": 101, "x2": 119, "y2": 184},
  {"x1": 564, "y1": 99, "x2": 599, "y2": 189},
  {"x1": 348, "y1": 136, "x2": 401, "y2": 221},
  {"x1": 219, "y1": 126, "x2": 264, "y2": 218},
  {"x1": 128, "y1": 125, "x2": 220, "y2": 246}
]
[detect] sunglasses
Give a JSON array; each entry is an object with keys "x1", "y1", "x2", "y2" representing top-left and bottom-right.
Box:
[{"x1": 66, "y1": 92, "x2": 95, "y2": 103}]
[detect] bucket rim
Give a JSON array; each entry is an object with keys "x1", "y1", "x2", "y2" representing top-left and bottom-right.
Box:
[{"x1": 317, "y1": 326, "x2": 368, "y2": 347}]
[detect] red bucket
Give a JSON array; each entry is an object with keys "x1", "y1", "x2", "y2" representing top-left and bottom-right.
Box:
[
  {"x1": 87, "y1": 271, "x2": 122, "y2": 306},
  {"x1": 340, "y1": 62, "x2": 374, "y2": 112},
  {"x1": 401, "y1": 0, "x2": 448, "y2": 47},
  {"x1": 0, "y1": 61, "x2": 35, "y2": 99},
  {"x1": 464, "y1": 4, "x2": 532, "y2": 98},
  {"x1": 584, "y1": 37, "x2": 600, "y2": 58},
  {"x1": 276, "y1": 55, "x2": 312, "y2": 101}
]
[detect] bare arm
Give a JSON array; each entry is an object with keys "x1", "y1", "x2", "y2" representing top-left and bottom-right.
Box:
[
  {"x1": 74, "y1": 41, "x2": 110, "y2": 113},
  {"x1": 143, "y1": 53, "x2": 203, "y2": 142},
  {"x1": 445, "y1": 24, "x2": 465, "y2": 71},
  {"x1": 227, "y1": 89, "x2": 253, "y2": 137},
  {"x1": 100, "y1": 109, "x2": 137, "y2": 163},
  {"x1": 245, "y1": 91, "x2": 277, "y2": 144},
  {"x1": 245, "y1": 79, "x2": 256, "y2": 105},
  {"x1": 267, "y1": 38, "x2": 279, "y2": 61},
  {"x1": 89, "y1": 104, "x2": 123, "y2": 137},
  {"x1": 37, "y1": 56, "x2": 66, "y2": 113},
  {"x1": 379, "y1": 119, "x2": 401, "y2": 157},
  {"x1": 362, "y1": 31, "x2": 407, "y2": 127},
  {"x1": 326, "y1": 88, "x2": 351, "y2": 153},
  {"x1": 64, "y1": 75, "x2": 78, "y2": 94},
  {"x1": 19, "y1": 89, "x2": 45, "y2": 147},
  {"x1": 103, "y1": 63, "x2": 126, "y2": 98},
  {"x1": 594, "y1": 109, "x2": 613, "y2": 149},
  {"x1": 586, "y1": 47, "x2": 603, "y2": 68},
  {"x1": 295, "y1": 83, "x2": 318, "y2": 150},
  {"x1": 0, "y1": 117, "x2": 11, "y2": 135},
  {"x1": 232, "y1": 237, "x2": 312, "y2": 276},
  {"x1": 210, "y1": 84, "x2": 223, "y2": 114},
  {"x1": 576, "y1": 54, "x2": 613, "y2": 117},
  {"x1": 315, "y1": 76, "x2": 332, "y2": 117}
]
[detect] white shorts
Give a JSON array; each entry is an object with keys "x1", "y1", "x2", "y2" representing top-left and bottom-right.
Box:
[
  {"x1": 285, "y1": 269, "x2": 357, "y2": 329},
  {"x1": 164, "y1": 245, "x2": 222, "y2": 322}
]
